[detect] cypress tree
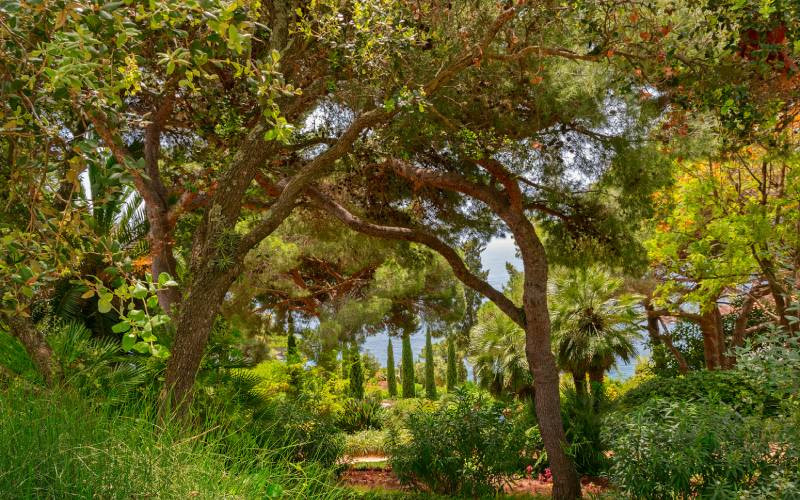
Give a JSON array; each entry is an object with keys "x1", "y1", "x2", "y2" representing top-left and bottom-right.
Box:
[
  {"x1": 286, "y1": 332, "x2": 298, "y2": 362},
  {"x1": 386, "y1": 338, "x2": 397, "y2": 397},
  {"x1": 349, "y1": 343, "x2": 365, "y2": 399},
  {"x1": 446, "y1": 335, "x2": 457, "y2": 392},
  {"x1": 341, "y1": 345, "x2": 349, "y2": 379},
  {"x1": 401, "y1": 333, "x2": 415, "y2": 398},
  {"x1": 424, "y1": 329, "x2": 437, "y2": 400}
]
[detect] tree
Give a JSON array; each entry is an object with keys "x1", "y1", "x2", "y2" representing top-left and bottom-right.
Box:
[
  {"x1": 424, "y1": 329, "x2": 437, "y2": 400},
  {"x1": 549, "y1": 266, "x2": 641, "y2": 394},
  {"x1": 446, "y1": 335, "x2": 458, "y2": 392},
  {"x1": 401, "y1": 333, "x2": 415, "y2": 398},
  {"x1": 387, "y1": 338, "x2": 397, "y2": 397},
  {"x1": 349, "y1": 343, "x2": 365, "y2": 400},
  {"x1": 228, "y1": 216, "x2": 465, "y2": 368},
  {"x1": 453, "y1": 239, "x2": 488, "y2": 347},
  {"x1": 5, "y1": 0, "x2": 523, "y2": 416},
  {"x1": 286, "y1": 331, "x2": 298, "y2": 363},
  {"x1": 469, "y1": 298, "x2": 531, "y2": 399},
  {"x1": 305, "y1": 2, "x2": 694, "y2": 492},
  {"x1": 339, "y1": 350, "x2": 348, "y2": 381}
]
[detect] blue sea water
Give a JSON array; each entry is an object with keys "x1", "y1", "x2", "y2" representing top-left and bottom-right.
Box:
[
  {"x1": 360, "y1": 236, "x2": 649, "y2": 381},
  {"x1": 361, "y1": 329, "x2": 647, "y2": 381}
]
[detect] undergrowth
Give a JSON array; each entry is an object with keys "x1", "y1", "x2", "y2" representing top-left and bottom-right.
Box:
[{"x1": 0, "y1": 382, "x2": 346, "y2": 499}]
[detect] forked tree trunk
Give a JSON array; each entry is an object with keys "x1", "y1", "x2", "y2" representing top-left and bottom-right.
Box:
[{"x1": 4, "y1": 314, "x2": 56, "y2": 386}]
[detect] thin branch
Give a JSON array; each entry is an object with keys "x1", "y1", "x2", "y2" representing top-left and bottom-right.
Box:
[{"x1": 307, "y1": 188, "x2": 526, "y2": 328}]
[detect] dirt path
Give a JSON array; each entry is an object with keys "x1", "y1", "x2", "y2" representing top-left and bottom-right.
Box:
[{"x1": 340, "y1": 463, "x2": 609, "y2": 496}]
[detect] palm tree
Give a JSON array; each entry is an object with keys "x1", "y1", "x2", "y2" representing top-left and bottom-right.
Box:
[
  {"x1": 469, "y1": 302, "x2": 531, "y2": 398},
  {"x1": 50, "y1": 161, "x2": 150, "y2": 327},
  {"x1": 549, "y1": 266, "x2": 641, "y2": 395}
]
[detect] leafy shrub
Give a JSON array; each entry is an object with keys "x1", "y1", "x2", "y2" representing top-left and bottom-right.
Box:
[
  {"x1": 604, "y1": 398, "x2": 768, "y2": 499},
  {"x1": 228, "y1": 366, "x2": 346, "y2": 467},
  {"x1": 387, "y1": 387, "x2": 544, "y2": 496},
  {"x1": 338, "y1": 397, "x2": 385, "y2": 433},
  {"x1": 561, "y1": 386, "x2": 608, "y2": 475},
  {"x1": 617, "y1": 368, "x2": 777, "y2": 416},
  {"x1": 344, "y1": 429, "x2": 387, "y2": 457}
]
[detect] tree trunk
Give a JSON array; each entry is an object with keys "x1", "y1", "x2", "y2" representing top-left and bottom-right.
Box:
[
  {"x1": 516, "y1": 220, "x2": 581, "y2": 500},
  {"x1": 572, "y1": 370, "x2": 587, "y2": 396},
  {"x1": 526, "y1": 318, "x2": 582, "y2": 500},
  {"x1": 159, "y1": 270, "x2": 233, "y2": 417},
  {"x1": 588, "y1": 367, "x2": 604, "y2": 385},
  {"x1": 4, "y1": 314, "x2": 56, "y2": 386},
  {"x1": 149, "y1": 219, "x2": 181, "y2": 315},
  {"x1": 727, "y1": 295, "x2": 757, "y2": 368},
  {"x1": 698, "y1": 307, "x2": 724, "y2": 370}
]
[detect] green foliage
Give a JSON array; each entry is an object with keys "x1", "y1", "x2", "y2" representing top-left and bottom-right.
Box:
[
  {"x1": 386, "y1": 338, "x2": 397, "y2": 397},
  {"x1": 83, "y1": 273, "x2": 175, "y2": 359},
  {"x1": 605, "y1": 399, "x2": 768, "y2": 499},
  {"x1": 607, "y1": 331, "x2": 800, "y2": 498},
  {"x1": 560, "y1": 387, "x2": 609, "y2": 476},
  {"x1": 242, "y1": 360, "x2": 348, "y2": 418},
  {"x1": 401, "y1": 334, "x2": 414, "y2": 398},
  {"x1": 344, "y1": 429, "x2": 387, "y2": 457},
  {"x1": 230, "y1": 365, "x2": 346, "y2": 467},
  {"x1": 349, "y1": 345, "x2": 365, "y2": 400},
  {"x1": 446, "y1": 336, "x2": 457, "y2": 392},
  {"x1": 424, "y1": 330, "x2": 437, "y2": 400},
  {"x1": 549, "y1": 265, "x2": 641, "y2": 383},
  {"x1": 338, "y1": 397, "x2": 386, "y2": 434},
  {"x1": 388, "y1": 388, "x2": 545, "y2": 496},
  {"x1": 0, "y1": 384, "x2": 344, "y2": 498},
  {"x1": 617, "y1": 369, "x2": 778, "y2": 417},
  {"x1": 0, "y1": 330, "x2": 38, "y2": 382},
  {"x1": 647, "y1": 319, "x2": 706, "y2": 376},
  {"x1": 469, "y1": 299, "x2": 531, "y2": 398},
  {"x1": 286, "y1": 331, "x2": 298, "y2": 362}
]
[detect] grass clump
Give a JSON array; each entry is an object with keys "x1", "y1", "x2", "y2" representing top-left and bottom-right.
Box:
[
  {"x1": 0, "y1": 382, "x2": 346, "y2": 499},
  {"x1": 344, "y1": 429, "x2": 388, "y2": 457}
]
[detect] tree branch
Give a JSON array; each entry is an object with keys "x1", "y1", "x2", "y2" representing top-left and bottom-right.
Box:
[{"x1": 307, "y1": 187, "x2": 526, "y2": 328}]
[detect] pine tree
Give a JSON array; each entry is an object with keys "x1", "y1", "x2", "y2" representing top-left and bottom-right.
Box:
[
  {"x1": 387, "y1": 338, "x2": 397, "y2": 397},
  {"x1": 425, "y1": 329, "x2": 437, "y2": 400},
  {"x1": 446, "y1": 335, "x2": 458, "y2": 392},
  {"x1": 349, "y1": 343, "x2": 365, "y2": 400},
  {"x1": 401, "y1": 333, "x2": 415, "y2": 398}
]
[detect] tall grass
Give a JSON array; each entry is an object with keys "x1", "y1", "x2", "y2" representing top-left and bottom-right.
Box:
[{"x1": 0, "y1": 382, "x2": 347, "y2": 499}]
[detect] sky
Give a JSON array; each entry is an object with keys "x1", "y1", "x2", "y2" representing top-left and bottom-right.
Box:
[{"x1": 480, "y1": 235, "x2": 522, "y2": 290}]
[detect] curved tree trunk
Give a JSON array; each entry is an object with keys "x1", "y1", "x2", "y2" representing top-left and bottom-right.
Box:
[
  {"x1": 516, "y1": 218, "x2": 582, "y2": 500},
  {"x1": 3, "y1": 314, "x2": 56, "y2": 386}
]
